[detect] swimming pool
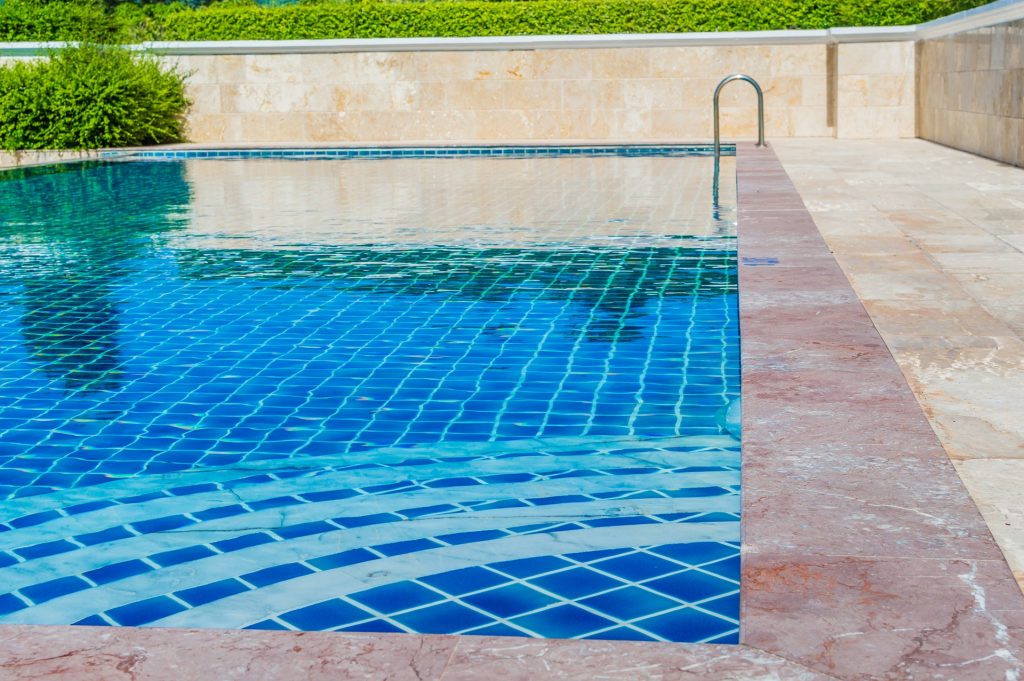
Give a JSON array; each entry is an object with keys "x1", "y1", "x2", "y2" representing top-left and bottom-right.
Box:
[{"x1": 0, "y1": 147, "x2": 740, "y2": 643}]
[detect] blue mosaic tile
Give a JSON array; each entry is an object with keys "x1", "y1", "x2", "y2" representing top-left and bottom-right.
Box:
[
  {"x1": 633, "y1": 607, "x2": 737, "y2": 643},
  {"x1": 392, "y1": 600, "x2": 493, "y2": 634},
  {"x1": 338, "y1": 620, "x2": 404, "y2": 634},
  {"x1": 279, "y1": 599, "x2": 372, "y2": 630},
  {"x1": 105, "y1": 596, "x2": 188, "y2": 626},
  {"x1": 649, "y1": 542, "x2": 740, "y2": 567},
  {"x1": 273, "y1": 521, "x2": 337, "y2": 540},
  {"x1": 0, "y1": 151, "x2": 740, "y2": 645},
  {"x1": 150, "y1": 545, "x2": 218, "y2": 567},
  {"x1": 529, "y1": 567, "x2": 625, "y2": 599},
  {"x1": 20, "y1": 576, "x2": 91, "y2": 604},
  {"x1": 241, "y1": 563, "x2": 314, "y2": 588},
  {"x1": 564, "y1": 548, "x2": 633, "y2": 562},
  {"x1": 372, "y1": 538, "x2": 443, "y2": 557},
  {"x1": 418, "y1": 567, "x2": 507, "y2": 596},
  {"x1": 8, "y1": 510, "x2": 62, "y2": 528},
  {"x1": 646, "y1": 568, "x2": 739, "y2": 602},
  {"x1": 334, "y1": 513, "x2": 403, "y2": 529},
  {"x1": 697, "y1": 593, "x2": 741, "y2": 619},
  {"x1": 248, "y1": 496, "x2": 303, "y2": 511},
  {"x1": 175, "y1": 579, "x2": 250, "y2": 607},
  {"x1": 83, "y1": 560, "x2": 152, "y2": 585},
  {"x1": 462, "y1": 584, "x2": 558, "y2": 618},
  {"x1": 212, "y1": 533, "x2": 276, "y2": 553},
  {"x1": 579, "y1": 587, "x2": 679, "y2": 621},
  {"x1": 246, "y1": 619, "x2": 290, "y2": 631},
  {"x1": 65, "y1": 499, "x2": 117, "y2": 516},
  {"x1": 192, "y1": 505, "x2": 248, "y2": 521},
  {"x1": 491, "y1": 556, "x2": 574, "y2": 578},
  {"x1": 589, "y1": 552, "x2": 684, "y2": 582},
  {"x1": 511, "y1": 604, "x2": 617, "y2": 639},
  {"x1": 464, "y1": 622, "x2": 525, "y2": 637},
  {"x1": 307, "y1": 548, "x2": 378, "y2": 571},
  {"x1": 436, "y1": 529, "x2": 508, "y2": 545},
  {"x1": 0, "y1": 593, "x2": 27, "y2": 616},
  {"x1": 14, "y1": 539, "x2": 79, "y2": 561},
  {"x1": 705, "y1": 630, "x2": 741, "y2": 644},
  {"x1": 350, "y1": 582, "x2": 444, "y2": 615}
]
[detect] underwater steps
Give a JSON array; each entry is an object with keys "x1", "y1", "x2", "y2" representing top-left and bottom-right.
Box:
[{"x1": 0, "y1": 435, "x2": 741, "y2": 643}]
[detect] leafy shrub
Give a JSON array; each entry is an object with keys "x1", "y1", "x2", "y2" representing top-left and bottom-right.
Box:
[
  {"x1": 0, "y1": 0, "x2": 113, "y2": 41},
  {"x1": 137, "y1": 0, "x2": 994, "y2": 41},
  {"x1": 0, "y1": 0, "x2": 996, "y2": 42},
  {"x1": 0, "y1": 0, "x2": 995, "y2": 42},
  {"x1": 0, "y1": 45, "x2": 190, "y2": 150}
]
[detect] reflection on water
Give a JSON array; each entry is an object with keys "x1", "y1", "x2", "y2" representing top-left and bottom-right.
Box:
[
  {"x1": 0, "y1": 156, "x2": 737, "y2": 499},
  {"x1": 173, "y1": 244, "x2": 736, "y2": 345},
  {"x1": 179, "y1": 155, "x2": 736, "y2": 247},
  {"x1": 20, "y1": 279, "x2": 122, "y2": 392},
  {"x1": 0, "y1": 162, "x2": 191, "y2": 393}
]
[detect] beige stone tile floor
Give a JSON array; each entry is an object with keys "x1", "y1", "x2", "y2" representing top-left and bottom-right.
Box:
[{"x1": 773, "y1": 138, "x2": 1024, "y2": 590}]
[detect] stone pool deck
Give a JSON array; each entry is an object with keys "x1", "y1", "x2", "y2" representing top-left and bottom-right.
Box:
[
  {"x1": 1, "y1": 141, "x2": 1022, "y2": 679},
  {"x1": 773, "y1": 138, "x2": 1024, "y2": 592}
]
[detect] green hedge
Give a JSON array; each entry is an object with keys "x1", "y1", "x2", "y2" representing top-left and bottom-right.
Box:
[
  {"x1": 0, "y1": 45, "x2": 189, "y2": 150},
  {"x1": 142, "y1": 0, "x2": 993, "y2": 41},
  {"x1": 0, "y1": 0, "x2": 995, "y2": 42},
  {"x1": 0, "y1": 1, "x2": 113, "y2": 42}
]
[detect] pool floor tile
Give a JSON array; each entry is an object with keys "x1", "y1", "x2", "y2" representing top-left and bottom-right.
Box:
[{"x1": 0, "y1": 152, "x2": 740, "y2": 645}]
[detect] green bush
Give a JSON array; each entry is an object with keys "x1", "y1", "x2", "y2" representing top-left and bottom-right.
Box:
[
  {"x1": 135, "y1": 0, "x2": 992, "y2": 41},
  {"x1": 0, "y1": 0, "x2": 113, "y2": 41},
  {"x1": 0, "y1": 45, "x2": 190, "y2": 150},
  {"x1": 0, "y1": 0, "x2": 996, "y2": 42}
]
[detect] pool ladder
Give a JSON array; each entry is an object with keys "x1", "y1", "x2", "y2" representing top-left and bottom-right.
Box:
[{"x1": 713, "y1": 74, "x2": 766, "y2": 205}]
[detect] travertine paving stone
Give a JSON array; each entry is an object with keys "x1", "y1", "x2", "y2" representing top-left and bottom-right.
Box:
[{"x1": 957, "y1": 459, "x2": 1024, "y2": 586}]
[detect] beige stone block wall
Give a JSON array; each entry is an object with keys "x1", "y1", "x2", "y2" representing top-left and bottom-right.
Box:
[
  {"x1": 918, "y1": 20, "x2": 1024, "y2": 168},
  {"x1": 835, "y1": 42, "x2": 916, "y2": 139},
  {"x1": 2, "y1": 40, "x2": 928, "y2": 145},
  {"x1": 168, "y1": 45, "x2": 833, "y2": 144}
]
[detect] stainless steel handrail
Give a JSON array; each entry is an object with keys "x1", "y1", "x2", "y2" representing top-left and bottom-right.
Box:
[{"x1": 713, "y1": 74, "x2": 766, "y2": 205}]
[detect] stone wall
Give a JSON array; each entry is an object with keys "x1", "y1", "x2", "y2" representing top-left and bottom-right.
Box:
[
  {"x1": 0, "y1": 38, "x2": 920, "y2": 145},
  {"x1": 918, "y1": 19, "x2": 1024, "y2": 167},
  {"x1": 162, "y1": 41, "x2": 915, "y2": 144},
  {"x1": 836, "y1": 42, "x2": 916, "y2": 138},
  {"x1": 169, "y1": 46, "x2": 833, "y2": 144}
]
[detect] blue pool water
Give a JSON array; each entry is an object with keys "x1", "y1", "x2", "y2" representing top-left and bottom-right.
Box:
[{"x1": 0, "y1": 149, "x2": 740, "y2": 643}]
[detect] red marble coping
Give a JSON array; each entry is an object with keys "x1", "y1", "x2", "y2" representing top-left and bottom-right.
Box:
[
  {"x1": 734, "y1": 143, "x2": 1024, "y2": 680},
  {"x1": 1, "y1": 143, "x2": 1021, "y2": 680}
]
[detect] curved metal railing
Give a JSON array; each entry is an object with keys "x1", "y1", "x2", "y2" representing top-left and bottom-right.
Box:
[{"x1": 713, "y1": 74, "x2": 766, "y2": 205}]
